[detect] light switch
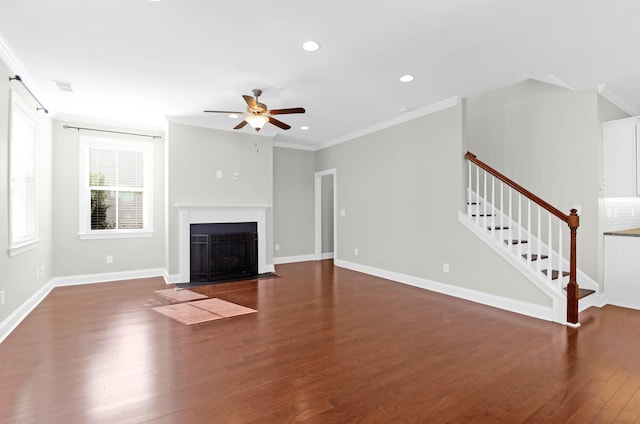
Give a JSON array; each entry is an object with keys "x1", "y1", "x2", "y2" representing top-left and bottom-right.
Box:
[
  {"x1": 216, "y1": 170, "x2": 223, "y2": 179},
  {"x1": 234, "y1": 172, "x2": 240, "y2": 180}
]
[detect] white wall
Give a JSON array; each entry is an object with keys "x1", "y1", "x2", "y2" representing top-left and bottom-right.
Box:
[
  {"x1": 51, "y1": 120, "x2": 166, "y2": 278},
  {"x1": 0, "y1": 59, "x2": 53, "y2": 324},
  {"x1": 273, "y1": 147, "x2": 315, "y2": 259},
  {"x1": 315, "y1": 99, "x2": 551, "y2": 306},
  {"x1": 466, "y1": 80, "x2": 624, "y2": 285},
  {"x1": 166, "y1": 123, "x2": 274, "y2": 278}
]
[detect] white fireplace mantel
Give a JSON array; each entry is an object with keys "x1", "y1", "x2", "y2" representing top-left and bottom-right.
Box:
[{"x1": 176, "y1": 204, "x2": 271, "y2": 283}]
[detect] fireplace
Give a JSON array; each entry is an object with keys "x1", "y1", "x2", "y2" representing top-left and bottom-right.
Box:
[
  {"x1": 190, "y1": 222, "x2": 258, "y2": 282},
  {"x1": 175, "y1": 204, "x2": 271, "y2": 283}
]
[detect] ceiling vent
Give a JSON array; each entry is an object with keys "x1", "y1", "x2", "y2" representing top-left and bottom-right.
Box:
[{"x1": 54, "y1": 80, "x2": 73, "y2": 93}]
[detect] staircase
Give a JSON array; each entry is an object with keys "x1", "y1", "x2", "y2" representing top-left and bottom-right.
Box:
[{"x1": 459, "y1": 153, "x2": 599, "y2": 326}]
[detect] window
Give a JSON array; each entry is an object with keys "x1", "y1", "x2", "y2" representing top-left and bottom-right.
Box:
[
  {"x1": 79, "y1": 136, "x2": 153, "y2": 239},
  {"x1": 8, "y1": 91, "x2": 38, "y2": 257}
]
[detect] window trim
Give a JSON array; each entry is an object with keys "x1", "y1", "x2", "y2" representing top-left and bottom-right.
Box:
[
  {"x1": 8, "y1": 90, "x2": 38, "y2": 257},
  {"x1": 78, "y1": 136, "x2": 154, "y2": 240}
]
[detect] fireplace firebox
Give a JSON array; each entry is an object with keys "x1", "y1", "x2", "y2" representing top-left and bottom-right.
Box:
[{"x1": 190, "y1": 222, "x2": 258, "y2": 283}]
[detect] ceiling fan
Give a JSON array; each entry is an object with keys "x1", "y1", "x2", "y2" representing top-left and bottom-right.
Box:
[{"x1": 204, "y1": 89, "x2": 305, "y2": 132}]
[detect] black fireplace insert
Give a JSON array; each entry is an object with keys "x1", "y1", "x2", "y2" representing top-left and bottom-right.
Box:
[{"x1": 190, "y1": 222, "x2": 258, "y2": 283}]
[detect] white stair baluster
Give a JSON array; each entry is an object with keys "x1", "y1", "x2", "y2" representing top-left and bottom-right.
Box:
[
  {"x1": 467, "y1": 161, "x2": 472, "y2": 218},
  {"x1": 483, "y1": 170, "x2": 488, "y2": 228},
  {"x1": 507, "y1": 188, "x2": 513, "y2": 250},
  {"x1": 558, "y1": 220, "x2": 563, "y2": 291},
  {"x1": 537, "y1": 206, "x2": 542, "y2": 274},
  {"x1": 547, "y1": 212, "x2": 553, "y2": 283},
  {"x1": 517, "y1": 193, "x2": 522, "y2": 256},
  {"x1": 500, "y1": 182, "x2": 504, "y2": 241},
  {"x1": 527, "y1": 199, "x2": 532, "y2": 263},
  {"x1": 491, "y1": 176, "x2": 495, "y2": 233},
  {"x1": 475, "y1": 165, "x2": 480, "y2": 225}
]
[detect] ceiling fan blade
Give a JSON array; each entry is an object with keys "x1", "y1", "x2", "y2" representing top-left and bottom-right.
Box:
[
  {"x1": 243, "y1": 95, "x2": 257, "y2": 109},
  {"x1": 268, "y1": 117, "x2": 291, "y2": 130},
  {"x1": 234, "y1": 120, "x2": 248, "y2": 130},
  {"x1": 268, "y1": 107, "x2": 306, "y2": 115},
  {"x1": 204, "y1": 110, "x2": 243, "y2": 114}
]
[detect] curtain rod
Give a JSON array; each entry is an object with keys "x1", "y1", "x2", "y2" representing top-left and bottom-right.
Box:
[
  {"x1": 63, "y1": 125, "x2": 162, "y2": 140},
  {"x1": 9, "y1": 75, "x2": 48, "y2": 114}
]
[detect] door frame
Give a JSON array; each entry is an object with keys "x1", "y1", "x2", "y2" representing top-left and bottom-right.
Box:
[{"x1": 314, "y1": 169, "x2": 337, "y2": 260}]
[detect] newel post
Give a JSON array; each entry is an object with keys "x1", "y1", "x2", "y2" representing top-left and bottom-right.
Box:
[{"x1": 566, "y1": 209, "x2": 579, "y2": 325}]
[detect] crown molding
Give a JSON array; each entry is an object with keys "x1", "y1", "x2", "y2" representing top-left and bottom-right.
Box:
[
  {"x1": 273, "y1": 141, "x2": 316, "y2": 151},
  {"x1": 598, "y1": 84, "x2": 639, "y2": 117},
  {"x1": 316, "y1": 96, "x2": 459, "y2": 151},
  {"x1": 0, "y1": 30, "x2": 26, "y2": 76}
]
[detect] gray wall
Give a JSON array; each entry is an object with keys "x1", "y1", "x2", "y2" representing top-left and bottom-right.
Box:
[
  {"x1": 0, "y1": 59, "x2": 53, "y2": 324},
  {"x1": 315, "y1": 100, "x2": 550, "y2": 305},
  {"x1": 466, "y1": 80, "x2": 626, "y2": 285},
  {"x1": 273, "y1": 147, "x2": 315, "y2": 258},
  {"x1": 51, "y1": 120, "x2": 165, "y2": 277},
  {"x1": 166, "y1": 123, "x2": 273, "y2": 276}
]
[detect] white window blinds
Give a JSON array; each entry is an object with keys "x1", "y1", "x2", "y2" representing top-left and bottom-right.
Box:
[{"x1": 9, "y1": 91, "x2": 38, "y2": 254}]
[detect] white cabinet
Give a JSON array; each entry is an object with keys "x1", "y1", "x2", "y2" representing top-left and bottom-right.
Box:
[
  {"x1": 603, "y1": 116, "x2": 640, "y2": 197},
  {"x1": 604, "y1": 235, "x2": 640, "y2": 310}
]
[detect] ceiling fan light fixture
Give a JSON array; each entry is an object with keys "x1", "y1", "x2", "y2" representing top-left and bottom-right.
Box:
[{"x1": 246, "y1": 114, "x2": 268, "y2": 131}]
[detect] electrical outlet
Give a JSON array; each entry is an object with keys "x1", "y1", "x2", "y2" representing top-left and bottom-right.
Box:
[
  {"x1": 106, "y1": 255, "x2": 113, "y2": 264},
  {"x1": 0, "y1": 290, "x2": 4, "y2": 306},
  {"x1": 38, "y1": 266, "x2": 45, "y2": 278},
  {"x1": 443, "y1": 263, "x2": 450, "y2": 273},
  {"x1": 341, "y1": 209, "x2": 346, "y2": 217},
  {"x1": 354, "y1": 248, "x2": 359, "y2": 256},
  {"x1": 275, "y1": 244, "x2": 280, "y2": 251}
]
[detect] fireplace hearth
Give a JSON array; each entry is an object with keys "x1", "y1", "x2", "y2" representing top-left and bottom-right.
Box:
[{"x1": 190, "y1": 222, "x2": 258, "y2": 283}]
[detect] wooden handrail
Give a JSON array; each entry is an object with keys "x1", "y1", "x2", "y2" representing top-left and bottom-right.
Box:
[
  {"x1": 465, "y1": 152, "x2": 569, "y2": 223},
  {"x1": 465, "y1": 151, "x2": 580, "y2": 325}
]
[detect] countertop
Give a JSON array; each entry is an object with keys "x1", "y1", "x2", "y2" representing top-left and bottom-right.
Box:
[{"x1": 604, "y1": 228, "x2": 640, "y2": 237}]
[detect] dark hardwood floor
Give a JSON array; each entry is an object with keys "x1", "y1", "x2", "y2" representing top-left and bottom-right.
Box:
[{"x1": 2, "y1": 260, "x2": 640, "y2": 423}]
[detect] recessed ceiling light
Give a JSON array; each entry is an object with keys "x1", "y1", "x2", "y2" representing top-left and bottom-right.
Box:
[
  {"x1": 300, "y1": 126, "x2": 309, "y2": 130},
  {"x1": 229, "y1": 114, "x2": 239, "y2": 119},
  {"x1": 302, "y1": 41, "x2": 320, "y2": 52},
  {"x1": 399, "y1": 74, "x2": 415, "y2": 83}
]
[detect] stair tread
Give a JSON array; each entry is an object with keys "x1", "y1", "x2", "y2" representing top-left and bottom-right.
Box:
[
  {"x1": 522, "y1": 254, "x2": 549, "y2": 261},
  {"x1": 563, "y1": 287, "x2": 596, "y2": 300},
  {"x1": 542, "y1": 269, "x2": 570, "y2": 280},
  {"x1": 504, "y1": 240, "x2": 528, "y2": 245}
]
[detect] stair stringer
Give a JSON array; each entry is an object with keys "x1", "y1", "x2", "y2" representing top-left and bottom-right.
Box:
[{"x1": 458, "y1": 211, "x2": 565, "y2": 324}]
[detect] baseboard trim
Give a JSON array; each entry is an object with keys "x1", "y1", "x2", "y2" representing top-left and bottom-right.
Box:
[
  {"x1": 273, "y1": 254, "x2": 316, "y2": 265},
  {"x1": 51, "y1": 268, "x2": 169, "y2": 287},
  {"x1": 0, "y1": 280, "x2": 55, "y2": 344},
  {"x1": 334, "y1": 259, "x2": 554, "y2": 322}
]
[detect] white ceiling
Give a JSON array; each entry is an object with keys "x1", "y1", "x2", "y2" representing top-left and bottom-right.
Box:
[{"x1": 1, "y1": 0, "x2": 639, "y2": 149}]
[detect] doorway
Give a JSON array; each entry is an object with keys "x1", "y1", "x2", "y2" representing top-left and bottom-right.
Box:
[{"x1": 314, "y1": 169, "x2": 337, "y2": 260}]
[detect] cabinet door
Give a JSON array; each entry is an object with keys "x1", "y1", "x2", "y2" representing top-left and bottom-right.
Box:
[{"x1": 603, "y1": 117, "x2": 639, "y2": 197}]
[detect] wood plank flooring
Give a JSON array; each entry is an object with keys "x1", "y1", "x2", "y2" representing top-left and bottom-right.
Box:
[{"x1": 2, "y1": 260, "x2": 640, "y2": 423}]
